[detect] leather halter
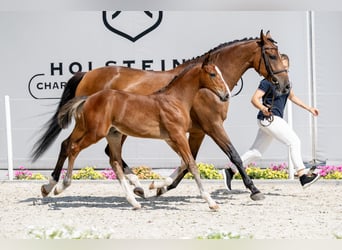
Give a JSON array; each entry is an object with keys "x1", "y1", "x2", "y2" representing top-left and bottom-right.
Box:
[
  {"x1": 257, "y1": 44, "x2": 288, "y2": 127},
  {"x1": 258, "y1": 45, "x2": 288, "y2": 84}
]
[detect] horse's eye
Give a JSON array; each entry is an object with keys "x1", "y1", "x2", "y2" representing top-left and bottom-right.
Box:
[
  {"x1": 209, "y1": 73, "x2": 216, "y2": 77},
  {"x1": 269, "y1": 55, "x2": 277, "y2": 60}
]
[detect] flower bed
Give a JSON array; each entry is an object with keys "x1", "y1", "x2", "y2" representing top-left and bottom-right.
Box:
[
  {"x1": 11, "y1": 163, "x2": 342, "y2": 180},
  {"x1": 234, "y1": 163, "x2": 288, "y2": 179},
  {"x1": 12, "y1": 165, "x2": 161, "y2": 180},
  {"x1": 317, "y1": 165, "x2": 342, "y2": 179}
]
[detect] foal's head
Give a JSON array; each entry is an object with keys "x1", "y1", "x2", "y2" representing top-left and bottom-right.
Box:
[{"x1": 200, "y1": 54, "x2": 230, "y2": 102}]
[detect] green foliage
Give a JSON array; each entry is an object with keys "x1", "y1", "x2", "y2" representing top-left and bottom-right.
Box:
[
  {"x1": 234, "y1": 164, "x2": 288, "y2": 180},
  {"x1": 324, "y1": 171, "x2": 342, "y2": 179},
  {"x1": 72, "y1": 166, "x2": 105, "y2": 180},
  {"x1": 334, "y1": 232, "x2": 342, "y2": 239},
  {"x1": 184, "y1": 163, "x2": 223, "y2": 179},
  {"x1": 197, "y1": 231, "x2": 253, "y2": 239},
  {"x1": 235, "y1": 167, "x2": 289, "y2": 179},
  {"x1": 27, "y1": 173, "x2": 47, "y2": 180},
  {"x1": 27, "y1": 225, "x2": 111, "y2": 239},
  {"x1": 132, "y1": 166, "x2": 161, "y2": 179}
]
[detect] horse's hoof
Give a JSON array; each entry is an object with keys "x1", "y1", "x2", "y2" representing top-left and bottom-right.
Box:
[
  {"x1": 41, "y1": 185, "x2": 49, "y2": 197},
  {"x1": 250, "y1": 191, "x2": 265, "y2": 201},
  {"x1": 209, "y1": 204, "x2": 220, "y2": 211},
  {"x1": 156, "y1": 187, "x2": 167, "y2": 196},
  {"x1": 133, "y1": 187, "x2": 145, "y2": 199}
]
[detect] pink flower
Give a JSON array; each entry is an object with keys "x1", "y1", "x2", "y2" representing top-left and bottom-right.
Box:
[
  {"x1": 101, "y1": 168, "x2": 117, "y2": 180},
  {"x1": 14, "y1": 166, "x2": 32, "y2": 179},
  {"x1": 317, "y1": 165, "x2": 342, "y2": 177},
  {"x1": 270, "y1": 163, "x2": 287, "y2": 171}
]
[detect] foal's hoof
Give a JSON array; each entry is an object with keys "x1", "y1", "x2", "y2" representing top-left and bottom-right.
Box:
[
  {"x1": 53, "y1": 186, "x2": 64, "y2": 196},
  {"x1": 132, "y1": 204, "x2": 142, "y2": 210},
  {"x1": 133, "y1": 187, "x2": 146, "y2": 199},
  {"x1": 209, "y1": 204, "x2": 220, "y2": 211},
  {"x1": 149, "y1": 181, "x2": 155, "y2": 190},
  {"x1": 41, "y1": 185, "x2": 50, "y2": 197},
  {"x1": 250, "y1": 191, "x2": 265, "y2": 201},
  {"x1": 156, "y1": 187, "x2": 167, "y2": 196}
]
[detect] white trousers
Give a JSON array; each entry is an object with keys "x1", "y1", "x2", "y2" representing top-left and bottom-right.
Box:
[{"x1": 241, "y1": 116, "x2": 306, "y2": 172}]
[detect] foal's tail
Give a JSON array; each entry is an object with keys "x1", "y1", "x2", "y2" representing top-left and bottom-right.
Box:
[
  {"x1": 31, "y1": 72, "x2": 86, "y2": 162},
  {"x1": 58, "y1": 97, "x2": 87, "y2": 129}
]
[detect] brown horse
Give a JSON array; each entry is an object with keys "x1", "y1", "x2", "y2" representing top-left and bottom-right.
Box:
[
  {"x1": 32, "y1": 30, "x2": 290, "y2": 201},
  {"x1": 41, "y1": 57, "x2": 230, "y2": 210}
]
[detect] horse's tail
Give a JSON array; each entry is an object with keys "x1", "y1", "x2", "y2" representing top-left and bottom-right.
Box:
[
  {"x1": 57, "y1": 96, "x2": 87, "y2": 129},
  {"x1": 31, "y1": 71, "x2": 86, "y2": 162}
]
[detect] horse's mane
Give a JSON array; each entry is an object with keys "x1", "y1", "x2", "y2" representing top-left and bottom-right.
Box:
[
  {"x1": 153, "y1": 36, "x2": 276, "y2": 94},
  {"x1": 183, "y1": 37, "x2": 259, "y2": 65},
  {"x1": 153, "y1": 63, "x2": 198, "y2": 94}
]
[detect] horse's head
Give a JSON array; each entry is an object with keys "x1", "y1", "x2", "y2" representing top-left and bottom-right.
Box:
[
  {"x1": 256, "y1": 30, "x2": 291, "y2": 95},
  {"x1": 200, "y1": 54, "x2": 230, "y2": 102}
]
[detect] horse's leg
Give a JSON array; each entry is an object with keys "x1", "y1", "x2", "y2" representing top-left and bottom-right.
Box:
[
  {"x1": 106, "y1": 131, "x2": 141, "y2": 209},
  {"x1": 41, "y1": 138, "x2": 70, "y2": 197},
  {"x1": 165, "y1": 136, "x2": 218, "y2": 210},
  {"x1": 160, "y1": 125, "x2": 264, "y2": 200},
  {"x1": 53, "y1": 141, "x2": 81, "y2": 195},
  {"x1": 105, "y1": 135, "x2": 132, "y2": 173},
  {"x1": 203, "y1": 124, "x2": 264, "y2": 201},
  {"x1": 188, "y1": 159, "x2": 218, "y2": 210},
  {"x1": 104, "y1": 135, "x2": 145, "y2": 198},
  {"x1": 163, "y1": 91, "x2": 263, "y2": 201},
  {"x1": 154, "y1": 130, "x2": 205, "y2": 196},
  {"x1": 163, "y1": 126, "x2": 265, "y2": 200},
  {"x1": 54, "y1": 128, "x2": 93, "y2": 195}
]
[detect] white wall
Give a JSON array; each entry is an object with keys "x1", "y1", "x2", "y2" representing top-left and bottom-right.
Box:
[
  {"x1": 0, "y1": 11, "x2": 340, "y2": 170},
  {"x1": 314, "y1": 12, "x2": 342, "y2": 165}
]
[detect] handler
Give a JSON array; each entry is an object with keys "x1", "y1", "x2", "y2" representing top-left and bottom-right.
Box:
[{"x1": 223, "y1": 54, "x2": 320, "y2": 190}]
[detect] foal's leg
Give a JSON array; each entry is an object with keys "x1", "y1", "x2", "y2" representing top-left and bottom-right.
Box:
[
  {"x1": 152, "y1": 136, "x2": 218, "y2": 210},
  {"x1": 154, "y1": 131, "x2": 205, "y2": 196},
  {"x1": 105, "y1": 135, "x2": 134, "y2": 174},
  {"x1": 41, "y1": 138, "x2": 70, "y2": 197},
  {"x1": 187, "y1": 159, "x2": 218, "y2": 210},
  {"x1": 53, "y1": 142, "x2": 81, "y2": 195},
  {"x1": 54, "y1": 128, "x2": 96, "y2": 195},
  {"x1": 104, "y1": 136, "x2": 145, "y2": 198},
  {"x1": 172, "y1": 137, "x2": 218, "y2": 210},
  {"x1": 106, "y1": 131, "x2": 141, "y2": 209}
]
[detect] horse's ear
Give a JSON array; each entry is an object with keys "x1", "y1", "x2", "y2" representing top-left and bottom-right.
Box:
[
  {"x1": 259, "y1": 29, "x2": 266, "y2": 45},
  {"x1": 266, "y1": 30, "x2": 271, "y2": 38},
  {"x1": 202, "y1": 53, "x2": 211, "y2": 68}
]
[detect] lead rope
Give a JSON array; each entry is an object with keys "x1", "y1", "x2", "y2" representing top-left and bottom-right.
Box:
[
  {"x1": 260, "y1": 90, "x2": 275, "y2": 127},
  {"x1": 231, "y1": 77, "x2": 244, "y2": 97}
]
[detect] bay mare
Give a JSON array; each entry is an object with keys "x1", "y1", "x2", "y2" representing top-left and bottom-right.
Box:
[
  {"x1": 33, "y1": 30, "x2": 290, "y2": 201},
  {"x1": 42, "y1": 57, "x2": 230, "y2": 209}
]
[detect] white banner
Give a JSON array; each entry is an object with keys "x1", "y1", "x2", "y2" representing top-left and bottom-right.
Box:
[{"x1": 1, "y1": 11, "x2": 340, "y2": 170}]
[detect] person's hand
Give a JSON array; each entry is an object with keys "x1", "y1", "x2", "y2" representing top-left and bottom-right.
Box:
[
  {"x1": 309, "y1": 107, "x2": 319, "y2": 116},
  {"x1": 261, "y1": 106, "x2": 272, "y2": 117}
]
